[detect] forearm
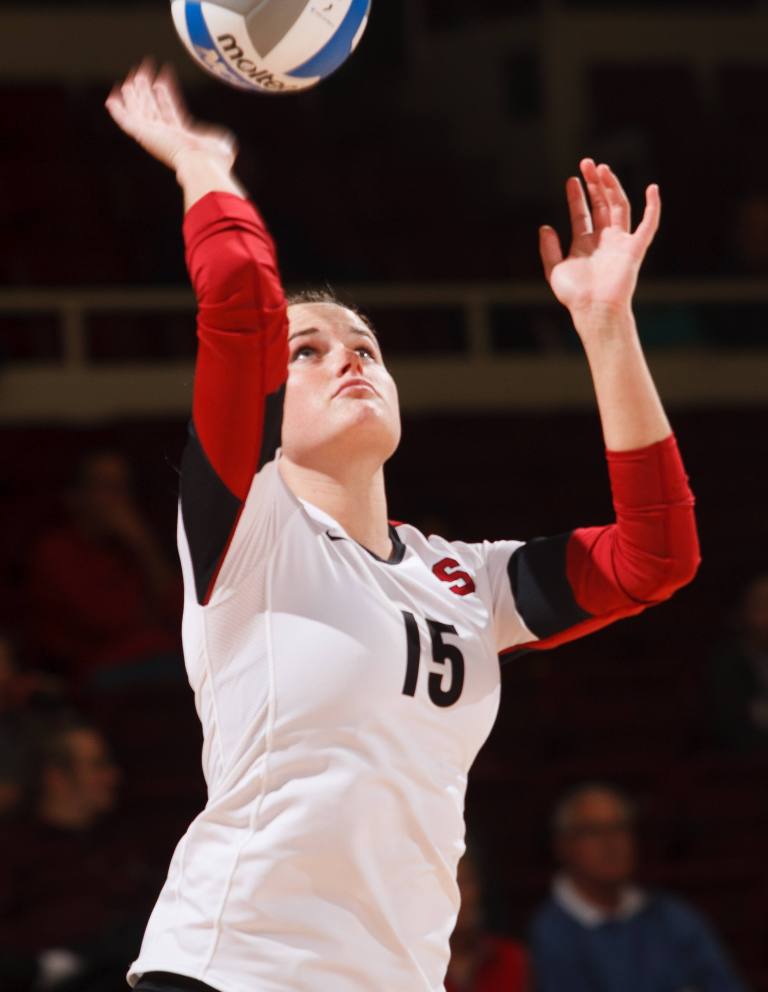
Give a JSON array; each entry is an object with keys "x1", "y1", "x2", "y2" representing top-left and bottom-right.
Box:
[
  {"x1": 175, "y1": 149, "x2": 247, "y2": 212},
  {"x1": 575, "y1": 305, "x2": 671, "y2": 452}
]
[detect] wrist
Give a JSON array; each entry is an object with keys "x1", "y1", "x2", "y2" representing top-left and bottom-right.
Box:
[
  {"x1": 571, "y1": 303, "x2": 637, "y2": 343},
  {"x1": 173, "y1": 149, "x2": 233, "y2": 185}
]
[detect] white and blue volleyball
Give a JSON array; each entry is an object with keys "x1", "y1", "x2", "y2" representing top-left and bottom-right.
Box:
[{"x1": 171, "y1": 0, "x2": 371, "y2": 93}]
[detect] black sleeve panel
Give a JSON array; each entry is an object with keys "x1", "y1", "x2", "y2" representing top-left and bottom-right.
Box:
[
  {"x1": 258, "y1": 383, "x2": 286, "y2": 472},
  {"x1": 181, "y1": 382, "x2": 285, "y2": 606},
  {"x1": 181, "y1": 423, "x2": 243, "y2": 606},
  {"x1": 507, "y1": 533, "x2": 593, "y2": 640}
]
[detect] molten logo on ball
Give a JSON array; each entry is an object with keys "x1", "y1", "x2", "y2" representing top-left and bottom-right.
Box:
[{"x1": 170, "y1": 0, "x2": 372, "y2": 94}]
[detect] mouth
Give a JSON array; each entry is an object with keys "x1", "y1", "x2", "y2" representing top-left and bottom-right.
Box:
[{"x1": 333, "y1": 378, "x2": 379, "y2": 398}]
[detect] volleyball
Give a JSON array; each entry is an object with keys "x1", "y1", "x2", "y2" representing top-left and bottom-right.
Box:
[{"x1": 170, "y1": 0, "x2": 371, "y2": 94}]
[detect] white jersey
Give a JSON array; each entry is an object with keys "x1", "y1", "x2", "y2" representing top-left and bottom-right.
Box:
[{"x1": 128, "y1": 455, "x2": 534, "y2": 992}]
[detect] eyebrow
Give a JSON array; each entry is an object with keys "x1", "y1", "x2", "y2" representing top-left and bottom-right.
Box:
[{"x1": 287, "y1": 326, "x2": 378, "y2": 344}]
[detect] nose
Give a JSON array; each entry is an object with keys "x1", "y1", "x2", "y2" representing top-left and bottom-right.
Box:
[{"x1": 338, "y1": 344, "x2": 364, "y2": 376}]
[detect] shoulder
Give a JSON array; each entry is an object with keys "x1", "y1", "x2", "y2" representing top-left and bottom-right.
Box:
[
  {"x1": 645, "y1": 891, "x2": 714, "y2": 935},
  {"x1": 399, "y1": 527, "x2": 525, "y2": 573},
  {"x1": 530, "y1": 897, "x2": 570, "y2": 938},
  {"x1": 396, "y1": 526, "x2": 510, "y2": 592}
]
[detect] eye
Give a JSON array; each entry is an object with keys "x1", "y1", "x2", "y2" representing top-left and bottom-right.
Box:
[
  {"x1": 356, "y1": 346, "x2": 377, "y2": 361},
  {"x1": 291, "y1": 344, "x2": 317, "y2": 362}
]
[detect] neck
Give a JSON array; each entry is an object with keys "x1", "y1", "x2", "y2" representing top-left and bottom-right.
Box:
[
  {"x1": 279, "y1": 456, "x2": 392, "y2": 560},
  {"x1": 568, "y1": 874, "x2": 626, "y2": 913},
  {"x1": 38, "y1": 794, "x2": 95, "y2": 831}
]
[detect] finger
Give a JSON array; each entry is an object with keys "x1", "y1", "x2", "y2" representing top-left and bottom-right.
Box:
[
  {"x1": 105, "y1": 85, "x2": 125, "y2": 113},
  {"x1": 105, "y1": 90, "x2": 137, "y2": 137},
  {"x1": 539, "y1": 225, "x2": 564, "y2": 282},
  {"x1": 155, "y1": 64, "x2": 189, "y2": 126},
  {"x1": 566, "y1": 176, "x2": 593, "y2": 239},
  {"x1": 598, "y1": 163, "x2": 631, "y2": 231},
  {"x1": 133, "y1": 67, "x2": 159, "y2": 123},
  {"x1": 114, "y1": 63, "x2": 148, "y2": 128},
  {"x1": 154, "y1": 78, "x2": 183, "y2": 128},
  {"x1": 634, "y1": 184, "x2": 662, "y2": 253},
  {"x1": 135, "y1": 55, "x2": 158, "y2": 87},
  {"x1": 122, "y1": 61, "x2": 145, "y2": 97},
  {"x1": 120, "y1": 72, "x2": 142, "y2": 119},
  {"x1": 119, "y1": 63, "x2": 139, "y2": 91},
  {"x1": 581, "y1": 158, "x2": 611, "y2": 232}
]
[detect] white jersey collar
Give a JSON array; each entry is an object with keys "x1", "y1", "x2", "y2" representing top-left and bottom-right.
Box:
[
  {"x1": 553, "y1": 874, "x2": 647, "y2": 928},
  {"x1": 298, "y1": 498, "x2": 407, "y2": 566}
]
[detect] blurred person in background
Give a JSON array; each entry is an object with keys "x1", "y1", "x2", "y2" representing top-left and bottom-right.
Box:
[
  {"x1": 446, "y1": 846, "x2": 528, "y2": 992},
  {"x1": 709, "y1": 574, "x2": 768, "y2": 750},
  {"x1": 0, "y1": 718, "x2": 156, "y2": 992},
  {"x1": 0, "y1": 629, "x2": 65, "y2": 717},
  {"x1": 26, "y1": 450, "x2": 182, "y2": 689},
  {"x1": 0, "y1": 630, "x2": 67, "y2": 825},
  {"x1": 530, "y1": 783, "x2": 745, "y2": 992}
]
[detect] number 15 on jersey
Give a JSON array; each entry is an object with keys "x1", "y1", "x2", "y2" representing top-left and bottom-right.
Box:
[{"x1": 401, "y1": 611, "x2": 466, "y2": 708}]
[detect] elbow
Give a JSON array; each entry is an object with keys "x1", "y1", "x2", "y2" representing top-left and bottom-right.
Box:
[
  {"x1": 665, "y1": 514, "x2": 702, "y2": 595},
  {"x1": 623, "y1": 508, "x2": 702, "y2": 604},
  {"x1": 640, "y1": 542, "x2": 702, "y2": 603},
  {"x1": 662, "y1": 547, "x2": 702, "y2": 596}
]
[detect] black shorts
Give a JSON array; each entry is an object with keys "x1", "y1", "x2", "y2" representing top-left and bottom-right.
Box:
[{"x1": 134, "y1": 973, "x2": 220, "y2": 992}]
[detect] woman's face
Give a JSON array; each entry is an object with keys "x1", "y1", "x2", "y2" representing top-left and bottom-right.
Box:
[{"x1": 282, "y1": 302, "x2": 401, "y2": 472}]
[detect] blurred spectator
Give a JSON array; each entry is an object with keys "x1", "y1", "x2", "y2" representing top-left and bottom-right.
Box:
[
  {"x1": 0, "y1": 629, "x2": 65, "y2": 717},
  {"x1": 0, "y1": 630, "x2": 68, "y2": 825},
  {"x1": 446, "y1": 846, "x2": 528, "y2": 992},
  {"x1": 0, "y1": 718, "x2": 156, "y2": 992},
  {"x1": 710, "y1": 574, "x2": 768, "y2": 750},
  {"x1": 530, "y1": 783, "x2": 745, "y2": 992},
  {"x1": 26, "y1": 450, "x2": 182, "y2": 688}
]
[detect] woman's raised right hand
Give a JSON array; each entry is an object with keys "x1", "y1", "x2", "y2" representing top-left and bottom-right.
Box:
[{"x1": 105, "y1": 59, "x2": 237, "y2": 174}]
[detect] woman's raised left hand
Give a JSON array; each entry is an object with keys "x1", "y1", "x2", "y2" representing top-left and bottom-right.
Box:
[{"x1": 540, "y1": 159, "x2": 661, "y2": 327}]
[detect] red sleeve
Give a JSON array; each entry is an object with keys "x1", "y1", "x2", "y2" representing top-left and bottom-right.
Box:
[
  {"x1": 505, "y1": 434, "x2": 700, "y2": 655},
  {"x1": 183, "y1": 191, "x2": 289, "y2": 500},
  {"x1": 179, "y1": 192, "x2": 289, "y2": 604},
  {"x1": 569, "y1": 434, "x2": 700, "y2": 610}
]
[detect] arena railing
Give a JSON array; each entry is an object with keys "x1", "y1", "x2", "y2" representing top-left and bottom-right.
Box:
[{"x1": 0, "y1": 281, "x2": 766, "y2": 422}]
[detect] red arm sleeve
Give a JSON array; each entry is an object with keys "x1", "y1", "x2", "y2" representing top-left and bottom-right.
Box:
[
  {"x1": 569, "y1": 434, "x2": 700, "y2": 611},
  {"x1": 180, "y1": 192, "x2": 289, "y2": 604},
  {"x1": 505, "y1": 435, "x2": 700, "y2": 655},
  {"x1": 184, "y1": 191, "x2": 289, "y2": 500}
]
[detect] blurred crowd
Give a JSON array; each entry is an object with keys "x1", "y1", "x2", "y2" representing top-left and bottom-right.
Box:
[
  {"x1": 0, "y1": 449, "x2": 186, "y2": 990},
  {"x1": 0, "y1": 443, "x2": 766, "y2": 991}
]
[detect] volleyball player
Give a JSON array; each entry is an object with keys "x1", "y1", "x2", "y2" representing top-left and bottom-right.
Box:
[{"x1": 105, "y1": 62, "x2": 700, "y2": 992}]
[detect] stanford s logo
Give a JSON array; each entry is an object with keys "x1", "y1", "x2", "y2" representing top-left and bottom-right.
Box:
[{"x1": 433, "y1": 558, "x2": 476, "y2": 597}]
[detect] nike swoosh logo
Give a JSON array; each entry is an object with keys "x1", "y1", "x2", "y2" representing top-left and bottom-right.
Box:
[{"x1": 326, "y1": 531, "x2": 346, "y2": 543}]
